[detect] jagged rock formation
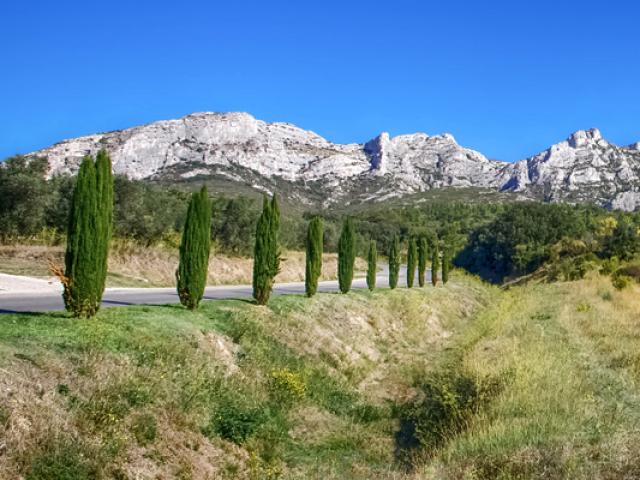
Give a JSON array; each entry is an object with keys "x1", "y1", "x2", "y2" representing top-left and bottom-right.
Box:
[
  {"x1": 26, "y1": 112, "x2": 640, "y2": 210},
  {"x1": 503, "y1": 128, "x2": 640, "y2": 210}
]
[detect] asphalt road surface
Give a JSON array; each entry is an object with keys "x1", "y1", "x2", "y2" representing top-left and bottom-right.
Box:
[{"x1": 0, "y1": 267, "x2": 428, "y2": 314}]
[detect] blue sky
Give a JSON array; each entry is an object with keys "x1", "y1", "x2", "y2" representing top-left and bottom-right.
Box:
[{"x1": 1, "y1": 0, "x2": 639, "y2": 161}]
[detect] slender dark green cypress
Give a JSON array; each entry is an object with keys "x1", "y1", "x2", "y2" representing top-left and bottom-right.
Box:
[
  {"x1": 407, "y1": 237, "x2": 417, "y2": 288},
  {"x1": 305, "y1": 216, "x2": 323, "y2": 297},
  {"x1": 431, "y1": 239, "x2": 440, "y2": 286},
  {"x1": 442, "y1": 247, "x2": 450, "y2": 284},
  {"x1": 338, "y1": 219, "x2": 355, "y2": 293},
  {"x1": 253, "y1": 194, "x2": 280, "y2": 305},
  {"x1": 94, "y1": 149, "x2": 113, "y2": 304},
  {"x1": 268, "y1": 194, "x2": 281, "y2": 282},
  {"x1": 366, "y1": 239, "x2": 377, "y2": 291},
  {"x1": 417, "y1": 236, "x2": 428, "y2": 287},
  {"x1": 176, "y1": 186, "x2": 212, "y2": 310},
  {"x1": 388, "y1": 234, "x2": 400, "y2": 289},
  {"x1": 63, "y1": 156, "x2": 99, "y2": 317}
]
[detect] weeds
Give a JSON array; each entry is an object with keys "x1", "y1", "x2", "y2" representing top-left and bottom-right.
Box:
[{"x1": 26, "y1": 436, "x2": 100, "y2": 480}]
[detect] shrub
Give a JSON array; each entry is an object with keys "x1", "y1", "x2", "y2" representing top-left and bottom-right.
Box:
[
  {"x1": 27, "y1": 437, "x2": 98, "y2": 480},
  {"x1": 268, "y1": 368, "x2": 306, "y2": 406},
  {"x1": 613, "y1": 274, "x2": 633, "y2": 290},
  {"x1": 204, "y1": 399, "x2": 268, "y2": 444},
  {"x1": 131, "y1": 413, "x2": 157, "y2": 446},
  {"x1": 396, "y1": 369, "x2": 503, "y2": 463},
  {"x1": 615, "y1": 264, "x2": 640, "y2": 282},
  {"x1": 599, "y1": 256, "x2": 620, "y2": 275}
]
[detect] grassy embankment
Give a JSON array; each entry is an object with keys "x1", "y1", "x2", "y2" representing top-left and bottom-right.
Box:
[
  {"x1": 1, "y1": 272, "x2": 640, "y2": 479},
  {"x1": 0, "y1": 243, "x2": 366, "y2": 287}
]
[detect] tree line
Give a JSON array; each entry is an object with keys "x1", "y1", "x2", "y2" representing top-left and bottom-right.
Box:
[
  {"x1": 0, "y1": 154, "x2": 502, "y2": 255},
  {"x1": 60, "y1": 151, "x2": 451, "y2": 316}
]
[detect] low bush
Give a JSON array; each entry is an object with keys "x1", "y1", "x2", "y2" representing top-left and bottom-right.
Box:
[
  {"x1": 203, "y1": 398, "x2": 269, "y2": 444},
  {"x1": 612, "y1": 274, "x2": 633, "y2": 290},
  {"x1": 395, "y1": 368, "x2": 504, "y2": 465},
  {"x1": 26, "y1": 436, "x2": 99, "y2": 480},
  {"x1": 131, "y1": 412, "x2": 157, "y2": 446},
  {"x1": 268, "y1": 368, "x2": 306, "y2": 406}
]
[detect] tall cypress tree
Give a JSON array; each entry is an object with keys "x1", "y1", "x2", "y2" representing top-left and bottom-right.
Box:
[
  {"x1": 63, "y1": 156, "x2": 99, "y2": 317},
  {"x1": 305, "y1": 216, "x2": 323, "y2": 297},
  {"x1": 442, "y1": 247, "x2": 450, "y2": 284},
  {"x1": 253, "y1": 194, "x2": 280, "y2": 305},
  {"x1": 388, "y1": 234, "x2": 400, "y2": 289},
  {"x1": 407, "y1": 237, "x2": 417, "y2": 288},
  {"x1": 417, "y1": 236, "x2": 428, "y2": 287},
  {"x1": 366, "y1": 239, "x2": 377, "y2": 291},
  {"x1": 338, "y1": 219, "x2": 355, "y2": 293},
  {"x1": 268, "y1": 194, "x2": 281, "y2": 282},
  {"x1": 94, "y1": 149, "x2": 113, "y2": 304},
  {"x1": 431, "y1": 238, "x2": 440, "y2": 286},
  {"x1": 176, "y1": 186, "x2": 212, "y2": 310}
]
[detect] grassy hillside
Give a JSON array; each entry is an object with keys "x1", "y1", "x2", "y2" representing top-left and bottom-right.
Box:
[{"x1": 1, "y1": 273, "x2": 640, "y2": 478}]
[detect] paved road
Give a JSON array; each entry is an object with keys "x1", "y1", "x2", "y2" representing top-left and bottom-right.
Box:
[{"x1": 0, "y1": 267, "x2": 428, "y2": 314}]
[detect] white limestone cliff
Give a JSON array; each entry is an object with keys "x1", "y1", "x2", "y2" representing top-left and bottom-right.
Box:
[{"x1": 25, "y1": 112, "x2": 640, "y2": 210}]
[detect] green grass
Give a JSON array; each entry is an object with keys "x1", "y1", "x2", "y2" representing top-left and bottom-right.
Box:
[
  {"x1": 0, "y1": 277, "x2": 488, "y2": 479},
  {"x1": 3, "y1": 273, "x2": 640, "y2": 478}
]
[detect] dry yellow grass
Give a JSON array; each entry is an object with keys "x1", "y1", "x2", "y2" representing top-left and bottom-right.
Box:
[{"x1": 0, "y1": 244, "x2": 367, "y2": 287}]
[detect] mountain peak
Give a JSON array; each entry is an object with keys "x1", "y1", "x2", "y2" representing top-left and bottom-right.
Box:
[{"x1": 568, "y1": 128, "x2": 603, "y2": 148}]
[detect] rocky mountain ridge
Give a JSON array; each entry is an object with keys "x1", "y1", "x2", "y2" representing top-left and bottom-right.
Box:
[{"x1": 26, "y1": 112, "x2": 640, "y2": 209}]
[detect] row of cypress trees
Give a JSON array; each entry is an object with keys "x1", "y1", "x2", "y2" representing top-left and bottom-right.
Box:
[
  {"x1": 63, "y1": 157, "x2": 450, "y2": 316},
  {"x1": 176, "y1": 196, "x2": 452, "y2": 308},
  {"x1": 305, "y1": 220, "x2": 451, "y2": 298},
  {"x1": 385, "y1": 233, "x2": 449, "y2": 289},
  {"x1": 176, "y1": 192, "x2": 282, "y2": 310}
]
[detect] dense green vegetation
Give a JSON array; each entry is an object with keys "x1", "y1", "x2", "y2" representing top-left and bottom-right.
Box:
[
  {"x1": 455, "y1": 202, "x2": 640, "y2": 283},
  {"x1": 176, "y1": 187, "x2": 212, "y2": 310},
  {"x1": 0, "y1": 155, "x2": 505, "y2": 257}
]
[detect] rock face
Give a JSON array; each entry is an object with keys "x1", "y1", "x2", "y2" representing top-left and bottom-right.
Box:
[
  {"x1": 503, "y1": 128, "x2": 640, "y2": 209},
  {"x1": 28, "y1": 112, "x2": 640, "y2": 210}
]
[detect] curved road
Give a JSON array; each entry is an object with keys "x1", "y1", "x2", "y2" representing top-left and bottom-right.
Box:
[{"x1": 0, "y1": 267, "x2": 428, "y2": 314}]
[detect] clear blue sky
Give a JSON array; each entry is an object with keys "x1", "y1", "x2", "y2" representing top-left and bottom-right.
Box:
[{"x1": 1, "y1": 0, "x2": 639, "y2": 161}]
